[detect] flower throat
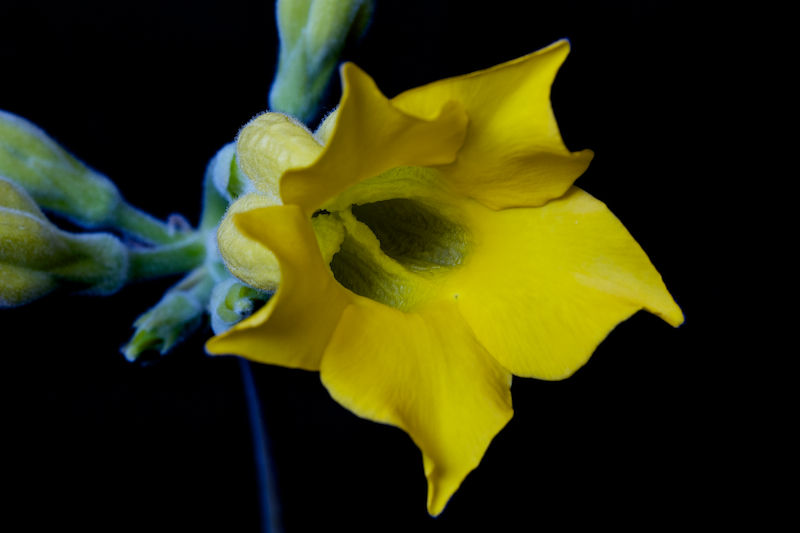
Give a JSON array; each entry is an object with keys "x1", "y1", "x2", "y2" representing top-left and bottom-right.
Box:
[{"x1": 329, "y1": 197, "x2": 469, "y2": 312}]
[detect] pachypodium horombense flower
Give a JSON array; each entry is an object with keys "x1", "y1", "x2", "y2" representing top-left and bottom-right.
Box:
[{"x1": 206, "y1": 40, "x2": 684, "y2": 515}]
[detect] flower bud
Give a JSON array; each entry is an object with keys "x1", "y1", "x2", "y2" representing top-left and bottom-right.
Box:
[
  {"x1": 0, "y1": 177, "x2": 128, "y2": 307},
  {"x1": 0, "y1": 110, "x2": 122, "y2": 228},
  {"x1": 209, "y1": 277, "x2": 272, "y2": 335},
  {"x1": 204, "y1": 142, "x2": 255, "y2": 206},
  {"x1": 122, "y1": 267, "x2": 215, "y2": 361},
  {"x1": 269, "y1": 0, "x2": 374, "y2": 122}
]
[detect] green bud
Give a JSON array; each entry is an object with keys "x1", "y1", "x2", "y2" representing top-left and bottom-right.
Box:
[
  {"x1": 122, "y1": 267, "x2": 215, "y2": 361},
  {"x1": 0, "y1": 177, "x2": 128, "y2": 307},
  {"x1": 205, "y1": 142, "x2": 254, "y2": 208},
  {"x1": 0, "y1": 110, "x2": 190, "y2": 245},
  {"x1": 197, "y1": 144, "x2": 251, "y2": 287},
  {"x1": 209, "y1": 277, "x2": 272, "y2": 334},
  {"x1": 270, "y1": 0, "x2": 374, "y2": 122},
  {"x1": 0, "y1": 109, "x2": 122, "y2": 227}
]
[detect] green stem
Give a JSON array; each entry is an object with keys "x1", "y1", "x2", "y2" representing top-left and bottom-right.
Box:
[
  {"x1": 172, "y1": 265, "x2": 217, "y2": 297},
  {"x1": 239, "y1": 359, "x2": 283, "y2": 533},
  {"x1": 127, "y1": 236, "x2": 206, "y2": 282},
  {"x1": 112, "y1": 202, "x2": 190, "y2": 245}
]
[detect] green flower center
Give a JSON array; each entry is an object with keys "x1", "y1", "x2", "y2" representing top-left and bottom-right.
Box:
[
  {"x1": 329, "y1": 196, "x2": 468, "y2": 312},
  {"x1": 352, "y1": 199, "x2": 467, "y2": 271}
]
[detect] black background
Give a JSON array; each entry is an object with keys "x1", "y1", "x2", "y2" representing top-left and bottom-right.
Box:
[{"x1": 2, "y1": 1, "x2": 725, "y2": 531}]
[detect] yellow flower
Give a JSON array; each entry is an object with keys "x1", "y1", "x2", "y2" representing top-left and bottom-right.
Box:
[{"x1": 206, "y1": 40, "x2": 683, "y2": 515}]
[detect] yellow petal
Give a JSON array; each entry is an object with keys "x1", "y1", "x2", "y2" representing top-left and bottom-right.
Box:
[
  {"x1": 206, "y1": 204, "x2": 352, "y2": 370},
  {"x1": 320, "y1": 300, "x2": 513, "y2": 516},
  {"x1": 444, "y1": 186, "x2": 683, "y2": 380},
  {"x1": 217, "y1": 192, "x2": 345, "y2": 292},
  {"x1": 392, "y1": 39, "x2": 594, "y2": 210},
  {"x1": 280, "y1": 62, "x2": 468, "y2": 215},
  {"x1": 236, "y1": 113, "x2": 323, "y2": 204}
]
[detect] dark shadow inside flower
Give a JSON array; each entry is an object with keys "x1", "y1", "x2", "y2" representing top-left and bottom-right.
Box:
[
  {"x1": 353, "y1": 199, "x2": 467, "y2": 271},
  {"x1": 330, "y1": 198, "x2": 469, "y2": 311}
]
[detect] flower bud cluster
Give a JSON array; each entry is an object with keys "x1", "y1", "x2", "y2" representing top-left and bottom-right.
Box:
[
  {"x1": 1, "y1": 0, "x2": 372, "y2": 357},
  {"x1": 120, "y1": 141, "x2": 274, "y2": 359}
]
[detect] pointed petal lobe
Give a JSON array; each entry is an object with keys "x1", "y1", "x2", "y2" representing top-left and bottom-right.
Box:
[
  {"x1": 320, "y1": 300, "x2": 513, "y2": 515},
  {"x1": 444, "y1": 186, "x2": 683, "y2": 380},
  {"x1": 280, "y1": 63, "x2": 468, "y2": 215},
  {"x1": 392, "y1": 39, "x2": 593, "y2": 210}
]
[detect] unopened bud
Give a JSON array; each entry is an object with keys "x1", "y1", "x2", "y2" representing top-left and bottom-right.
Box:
[
  {"x1": 269, "y1": 0, "x2": 374, "y2": 122},
  {"x1": 0, "y1": 177, "x2": 128, "y2": 307},
  {"x1": 0, "y1": 110, "x2": 122, "y2": 228},
  {"x1": 205, "y1": 142, "x2": 255, "y2": 207},
  {"x1": 209, "y1": 277, "x2": 272, "y2": 335},
  {"x1": 122, "y1": 267, "x2": 215, "y2": 361}
]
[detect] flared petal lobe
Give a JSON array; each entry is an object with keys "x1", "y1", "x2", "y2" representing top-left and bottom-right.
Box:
[
  {"x1": 280, "y1": 63, "x2": 469, "y2": 215},
  {"x1": 392, "y1": 39, "x2": 593, "y2": 210},
  {"x1": 319, "y1": 300, "x2": 513, "y2": 516},
  {"x1": 206, "y1": 204, "x2": 353, "y2": 370},
  {"x1": 444, "y1": 186, "x2": 683, "y2": 380}
]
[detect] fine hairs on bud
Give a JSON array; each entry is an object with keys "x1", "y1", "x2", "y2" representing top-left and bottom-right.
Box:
[
  {"x1": 313, "y1": 106, "x2": 339, "y2": 145},
  {"x1": 239, "y1": 111, "x2": 317, "y2": 138}
]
